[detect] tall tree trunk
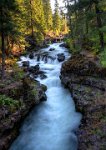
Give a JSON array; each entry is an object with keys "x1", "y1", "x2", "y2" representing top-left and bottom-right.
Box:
[
  {"x1": 95, "y1": 2, "x2": 104, "y2": 51},
  {"x1": 30, "y1": 0, "x2": 34, "y2": 37},
  {"x1": 0, "y1": 8, "x2": 5, "y2": 80}
]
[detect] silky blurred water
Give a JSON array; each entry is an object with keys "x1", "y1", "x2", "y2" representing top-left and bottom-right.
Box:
[{"x1": 10, "y1": 43, "x2": 81, "y2": 150}]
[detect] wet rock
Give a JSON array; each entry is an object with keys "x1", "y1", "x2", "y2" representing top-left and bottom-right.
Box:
[
  {"x1": 39, "y1": 89, "x2": 47, "y2": 101},
  {"x1": 40, "y1": 74, "x2": 47, "y2": 80},
  {"x1": 29, "y1": 53, "x2": 34, "y2": 59},
  {"x1": 41, "y1": 84, "x2": 47, "y2": 92},
  {"x1": 28, "y1": 65, "x2": 47, "y2": 79},
  {"x1": 57, "y1": 53, "x2": 65, "y2": 62},
  {"x1": 36, "y1": 54, "x2": 40, "y2": 61},
  {"x1": 34, "y1": 64, "x2": 40, "y2": 71},
  {"x1": 40, "y1": 94, "x2": 47, "y2": 102},
  {"x1": 35, "y1": 52, "x2": 50, "y2": 63},
  {"x1": 22, "y1": 61, "x2": 30, "y2": 67},
  {"x1": 28, "y1": 65, "x2": 40, "y2": 74},
  {"x1": 49, "y1": 48, "x2": 55, "y2": 51},
  {"x1": 59, "y1": 43, "x2": 70, "y2": 49}
]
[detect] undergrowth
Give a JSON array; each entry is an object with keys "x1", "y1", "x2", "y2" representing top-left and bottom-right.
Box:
[{"x1": 0, "y1": 94, "x2": 21, "y2": 108}]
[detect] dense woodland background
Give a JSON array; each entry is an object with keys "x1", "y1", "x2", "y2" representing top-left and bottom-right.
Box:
[
  {"x1": 0, "y1": 0, "x2": 68, "y2": 79},
  {"x1": 0, "y1": 0, "x2": 106, "y2": 78},
  {"x1": 64, "y1": 0, "x2": 106, "y2": 54}
]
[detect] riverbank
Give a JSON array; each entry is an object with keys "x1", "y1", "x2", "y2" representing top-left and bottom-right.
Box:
[
  {"x1": 60, "y1": 53, "x2": 106, "y2": 149},
  {"x1": 0, "y1": 73, "x2": 47, "y2": 150}
]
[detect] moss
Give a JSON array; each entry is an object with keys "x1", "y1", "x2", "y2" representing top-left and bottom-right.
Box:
[
  {"x1": 30, "y1": 88, "x2": 36, "y2": 97},
  {"x1": 0, "y1": 94, "x2": 21, "y2": 108},
  {"x1": 41, "y1": 84, "x2": 47, "y2": 92}
]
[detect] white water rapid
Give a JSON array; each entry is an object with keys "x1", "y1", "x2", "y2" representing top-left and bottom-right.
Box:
[{"x1": 10, "y1": 43, "x2": 81, "y2": 150}]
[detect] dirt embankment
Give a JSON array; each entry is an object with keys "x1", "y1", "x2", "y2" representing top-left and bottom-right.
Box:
[{"x1": 60, "y1": 54, "x2": 106, "y2": 150}]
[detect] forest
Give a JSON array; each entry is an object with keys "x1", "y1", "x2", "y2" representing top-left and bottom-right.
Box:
[
  {"x1": 0, "y1": 0, "x2": 68, "y2": 79},
  {"x1": 0, "y1": 0, "x2": 106, "y2": 150}
]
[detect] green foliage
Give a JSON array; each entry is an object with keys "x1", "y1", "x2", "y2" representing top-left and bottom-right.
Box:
[
  {"x1": 53, "y1": 0, "x2": 61, "y2": 35},
  {"x1": 64, "y1": 38, "x2": 79, "y2": 53},
  {"x1": 34, "y1": 32, "x2": 45, "y2": 45},
  {"x1": 100, "y1": 26, "x2": 106, "y2": 32},
  {"x1": 12, "y1": 64, "x2": 24, "y2": 80},
  {"x1": 17, "y1": 0, "x2": 46, "y2": 44},
  {"x1": 64, "y1": 38, "x2": 73, "y2": 50},
  {"x1": 0, "y1": 94, "x2": 20, "y2": 108},
  {"x1": 42, "y1": 0, "x2": 53, "y2": 31},
  {"x1": 65, "y1": 0, "x2": 106, "y2": 52},
  {"x1": 0, "y1": 0, "x2": 24, "y2": 45}
]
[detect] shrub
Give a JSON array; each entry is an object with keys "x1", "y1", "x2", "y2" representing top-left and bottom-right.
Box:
[{"x1": 0, "y1": 94, "x2": 20, "y2": 108}]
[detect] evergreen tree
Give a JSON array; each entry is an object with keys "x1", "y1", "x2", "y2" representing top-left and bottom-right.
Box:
[
  {"x1": 0, "y1": 0, "x2": 19, "y2": 79},
  {"x1": 42, "y1": 0, "x2": 53, "y2": 32},
  {"x1": 53, "y1": 0, "x2": 61, "y2": 35},
  {"x1": 60, "y1": 10, "x2": 68, "y2": 34},
  {"x1": 24, "y1": 0, "x2": 46, "y2": 43},
  {"x1": 64, "y1": 0, "x2": 106, "y2": 51}
]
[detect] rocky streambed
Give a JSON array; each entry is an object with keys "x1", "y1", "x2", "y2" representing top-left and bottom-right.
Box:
[
  {"x1": 60, "y1": 54, "x2": 106, "y2": 150},
  {"x1": 9, "y1": 43, "x2": 81, "y2": 150}
]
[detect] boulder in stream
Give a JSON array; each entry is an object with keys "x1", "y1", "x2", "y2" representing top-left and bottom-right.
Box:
[
  {"x1": 49, "y1": 48, "x2": 55, "y2": 51},
  {"x1": 28, "y1": 65, "x2": 40, "y2": 74},
  {"x1": 59, "y1": 43, "x2": 70, "y2": 49},
  {"x1": 29, "y1": 53, "x2": 34, "y2": 59},
  {"x1": 40, "y1": 74, "x2": 47, "y2": 80},
  {"x1": 57, "y1": 53, "x2": 65, "y2": 62},
  {"x1": 22, "y1": 61, "x2": 30, "y2": 67}
]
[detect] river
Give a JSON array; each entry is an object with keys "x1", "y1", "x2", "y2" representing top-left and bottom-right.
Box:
[{"x1": 10, "y1": 43, "x2": 81, "y2": 150}]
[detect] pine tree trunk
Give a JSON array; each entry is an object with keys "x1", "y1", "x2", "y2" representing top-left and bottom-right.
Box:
[
  {"x1": 95, "y1": 2, "x2": 104, "y2": 51},
  {"x1": 0, "y1": 8, "x2": 5, "y2": 80}
]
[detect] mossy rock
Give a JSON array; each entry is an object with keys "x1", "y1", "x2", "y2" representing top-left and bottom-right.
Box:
[{"x1": 41, "y1": 84, "x2": 47, "y2": 92}]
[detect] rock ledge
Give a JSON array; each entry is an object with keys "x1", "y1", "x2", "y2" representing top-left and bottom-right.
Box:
[{"x1": 60, "y1": 54, "x2": 106, "y2": 150}]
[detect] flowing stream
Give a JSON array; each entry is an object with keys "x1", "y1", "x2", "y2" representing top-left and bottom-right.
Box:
[{"x1": 10, "y1": 43, "x2": 81, "y2": 150}]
